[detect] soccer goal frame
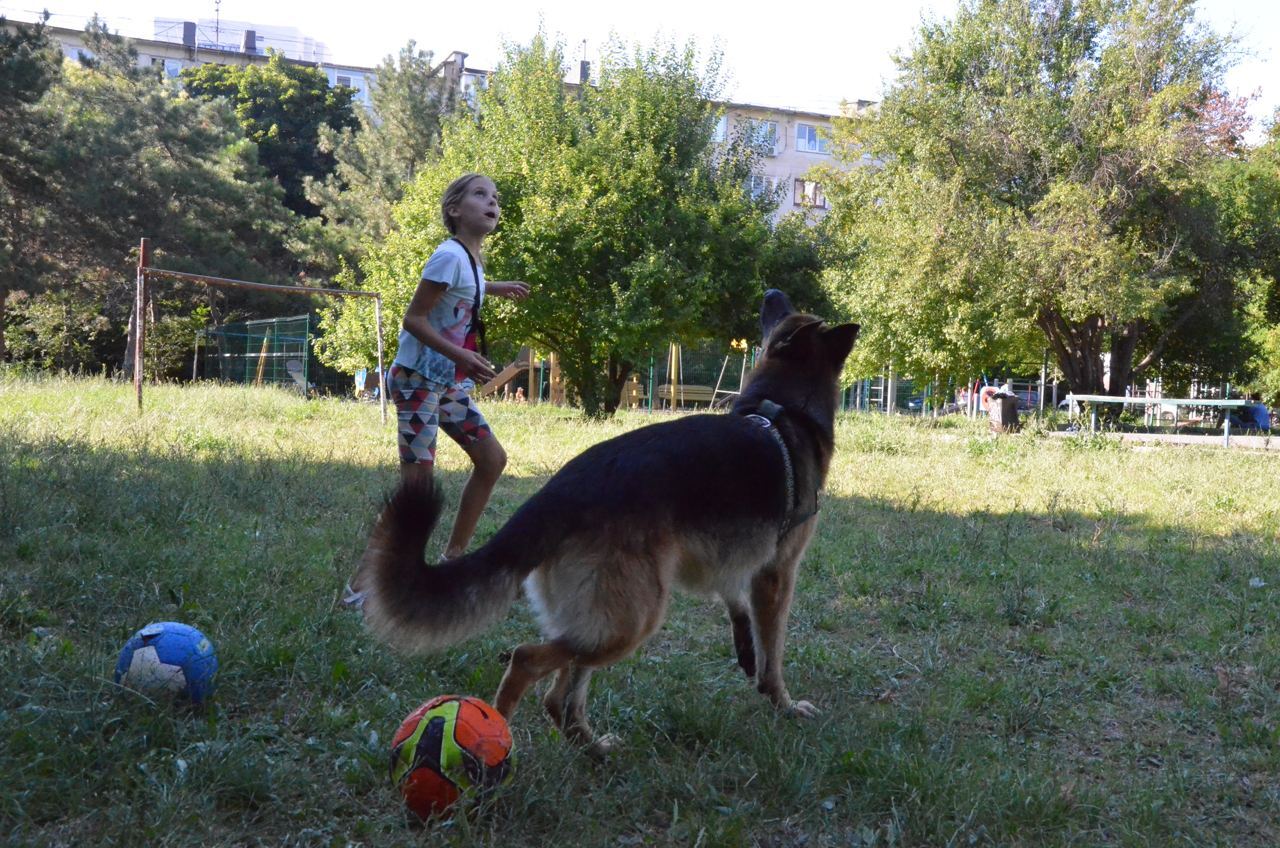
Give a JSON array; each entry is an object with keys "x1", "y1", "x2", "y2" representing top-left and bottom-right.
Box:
[{"x1": 130, "y1": 237, "x2": 388, "y2": 423}]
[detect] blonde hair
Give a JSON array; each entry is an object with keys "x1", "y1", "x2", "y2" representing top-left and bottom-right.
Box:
[{"x1": 441, "y1": 172, "x2": 490, "y2": 235}]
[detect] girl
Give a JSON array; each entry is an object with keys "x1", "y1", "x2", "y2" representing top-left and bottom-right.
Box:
[{"x1": 346, "y1": 173, "x2": 528, "y2": 605}]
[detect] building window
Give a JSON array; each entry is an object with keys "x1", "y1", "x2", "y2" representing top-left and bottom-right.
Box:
[
  {"x1": 746, "y1": 174, "x2": 775, "y2": 199},
  {"x1": 795, "y1": 123, "x2": 830, "y2": 154},
  {"x1": 742, "y1": 118, "x2": 781, "y2": 156},
  {"x1": 461, "y1": 73, "x2": 489, "y2": 108},
  {"x1": 711, "y1": 114, "x2": 728, "y2": 143},
  {"x1": 335, "y1": 74, "x2": 353, "y2": 88},
  {"x1": 794, "y1": 179, "x2": 826, "y2": 208},
  {"x1": 150, "y1": 57, "x2": 183, "y2": 78}
]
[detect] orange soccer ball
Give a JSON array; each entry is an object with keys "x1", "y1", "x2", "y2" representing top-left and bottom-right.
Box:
[{"x1": 389, "y1": 694, "x2": 515, "y2": 820}]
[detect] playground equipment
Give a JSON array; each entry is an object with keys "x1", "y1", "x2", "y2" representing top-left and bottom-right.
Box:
[
  {"x1": 711, "y1": 339, "x2": 753, "y2": 407},
  {"x1": 655, "y1": 342, "x2": 753, "y2": 410},
  {"x1": 477, "y1": 347, "x2": 562, "y2": 403},
  {"x1": 195, "y1": 314, "x2": 344, "y2": 397},
  {"x1": 657, "y1": 343, "x2": 711, "y2": 408}
]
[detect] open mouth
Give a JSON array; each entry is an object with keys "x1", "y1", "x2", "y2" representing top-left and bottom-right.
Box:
[{"x1": 485, "y1": 212, "x2": 497, "y2": 220}]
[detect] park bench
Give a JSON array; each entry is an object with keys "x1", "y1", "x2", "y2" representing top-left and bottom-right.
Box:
[{"x1": 655, "y1": 384, "x2": 715, "y2": 408}]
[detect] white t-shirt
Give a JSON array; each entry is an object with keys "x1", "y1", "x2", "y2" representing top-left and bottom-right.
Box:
[{"x1": 393, "y1": 239, "x2": 486, "y2": 389}]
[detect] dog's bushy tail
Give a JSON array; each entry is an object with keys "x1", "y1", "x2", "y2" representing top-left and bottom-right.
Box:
[{"x1": 361, "y1": 476, "x2": 524, "y2": 654}]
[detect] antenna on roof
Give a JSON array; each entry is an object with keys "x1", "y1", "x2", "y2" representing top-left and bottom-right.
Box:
[{"x1": 214, "y1": 0, "x2": 221, "y2": 46}]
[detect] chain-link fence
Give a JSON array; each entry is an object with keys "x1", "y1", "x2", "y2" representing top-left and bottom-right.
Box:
[{"x1": 195, "y1": 314, "x2": 348, "y2": 396}]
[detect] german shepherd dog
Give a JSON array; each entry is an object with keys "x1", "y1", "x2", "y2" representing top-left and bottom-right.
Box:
[{"x1": 361, "y1": 290, "x2": 858, "y2": 753}]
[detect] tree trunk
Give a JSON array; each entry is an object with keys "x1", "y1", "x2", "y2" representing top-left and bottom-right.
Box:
[
  {"x1": 0, "y1": 289, "x2": 7, "y2": 362},
  {"x1": 563, "y1": 355, "x2": 635, "y2": 419},
  {"x1": 1038, "y1": 310, "x2": 1111, "y2": 396},
  {"x1": 561, "y1": 356, "x2": 609, "y2": 420},
  {"x1": 603, "y1": 355, "x2": 634, "y2": 416},
  {"x1": 1107, "y1": 320, "x2": 1144, "y2": 396}
]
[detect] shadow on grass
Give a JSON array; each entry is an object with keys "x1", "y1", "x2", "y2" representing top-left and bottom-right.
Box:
[{"x1": 2, "y1": 427, "x2": 1279, "y2": 846}]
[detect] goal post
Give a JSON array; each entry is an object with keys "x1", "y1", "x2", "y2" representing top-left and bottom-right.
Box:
[{"x1": 131, "y1": 237, "x2": 388, "y2": 423}]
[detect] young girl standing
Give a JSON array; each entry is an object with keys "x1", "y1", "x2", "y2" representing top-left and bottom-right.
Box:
[{"x1": 346, "y1": 173, "x2": 528, "y2": 605}]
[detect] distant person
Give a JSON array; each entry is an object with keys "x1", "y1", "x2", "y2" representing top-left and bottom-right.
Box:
[
  {"x1": 345, "y1": 173, "x2": 529, "y2": 607},
  {"x1": 1227, "y1": 394, "x2": 1270, "y2": 433},
  {"x1": 1245, "y1": 394, "x2": 1272, "y2": 432}
]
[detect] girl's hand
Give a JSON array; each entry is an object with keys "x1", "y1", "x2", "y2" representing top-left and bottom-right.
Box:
[
  {"x1": 455, "y1": 349, "x2": 497, "y2": 383},
  {"x1": 489, "y1": 282, "x2": 530, "y2": 301}
]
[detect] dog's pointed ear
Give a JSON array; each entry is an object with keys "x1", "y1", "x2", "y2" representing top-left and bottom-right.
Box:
[
  {"x1": 768, "y1": 318, "x2": 822, "y2": 354},
  {"x1": 822, "y1": 323, "x2": 859, "y2": 366}
]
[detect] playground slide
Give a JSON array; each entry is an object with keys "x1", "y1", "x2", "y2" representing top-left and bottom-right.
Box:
[{"x1": 476, "y1": 360, "x2": 529, "y2": 398}]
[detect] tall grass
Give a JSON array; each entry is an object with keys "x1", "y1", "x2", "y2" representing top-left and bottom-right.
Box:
[{"x1": 2, "y1": 374, "x2": 1279, "y2": 846}]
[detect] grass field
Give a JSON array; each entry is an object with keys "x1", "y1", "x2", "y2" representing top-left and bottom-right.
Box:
[{"x1": 3, "y1": 373, "x2": 1279, "y2": 847}]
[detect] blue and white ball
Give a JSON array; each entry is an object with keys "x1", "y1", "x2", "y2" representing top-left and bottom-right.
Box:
[{"x1": 114, "y1": 622, "x2": 218, "y2": 705}]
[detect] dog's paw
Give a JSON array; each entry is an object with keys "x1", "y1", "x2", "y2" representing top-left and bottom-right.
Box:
[
  {"x1": 587, "y1": 733, "x2": 622, "y2": 758},
  {"x1": 787, "y1": 699, "x2": 821, "y2": 719}
]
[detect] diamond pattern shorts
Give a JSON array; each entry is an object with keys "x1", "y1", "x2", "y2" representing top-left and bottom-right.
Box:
[{"x1": 389, "y1": 364, "x2": 493, "y2": 465}]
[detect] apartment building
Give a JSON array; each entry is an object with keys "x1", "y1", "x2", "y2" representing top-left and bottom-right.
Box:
[
  {"x1": 714, "y1": 100, "x2": 873, "y2": 224},
  {"x1": 152, "y1": 17, "x2": 327, "y2": 63},
  {"x1": 24, "y1": 19, "x2": 381, "y2": 111},
  {"x1": 15, "y1": 17, "x2": 867, "y2": 224}
]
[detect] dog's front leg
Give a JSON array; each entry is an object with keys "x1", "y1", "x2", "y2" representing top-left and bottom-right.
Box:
[
  {"x1": 494, "y1": 641, "x2": 574, "y2": 719},
  {"x1": 749, "y1": 534, "x2": 819, "y2": 718}
]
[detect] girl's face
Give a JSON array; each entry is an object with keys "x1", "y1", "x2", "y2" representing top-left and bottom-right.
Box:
[{"x1": 449, "y1": 177, "x2": 500, "y2": 237}]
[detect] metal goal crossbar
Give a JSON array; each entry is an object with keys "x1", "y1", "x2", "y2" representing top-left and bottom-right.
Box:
[{"x1": 130, "y1": 237, "x2": 388, "y2": 422}]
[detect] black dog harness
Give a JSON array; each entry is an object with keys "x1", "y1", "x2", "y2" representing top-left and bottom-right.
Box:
[{"x1": 743, "y1": 399, "x2": 819, "y2": 536}]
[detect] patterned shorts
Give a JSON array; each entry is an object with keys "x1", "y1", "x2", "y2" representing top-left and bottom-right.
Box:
[{"x1": 389, "y1": 364, "x2": 493, "y2": 465}]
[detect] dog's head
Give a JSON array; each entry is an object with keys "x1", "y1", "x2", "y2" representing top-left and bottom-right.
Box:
[{"x1": 759, "y1": 289, "x2": 859, "y2": 372}]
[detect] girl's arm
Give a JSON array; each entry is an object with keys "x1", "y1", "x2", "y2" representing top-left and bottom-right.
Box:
[
  {"x1": 402, "y1": 279, "x2": 496, "y2": 382},
  {"x1": 485, "y1": 281, "x2": 530, "y2": 300}
]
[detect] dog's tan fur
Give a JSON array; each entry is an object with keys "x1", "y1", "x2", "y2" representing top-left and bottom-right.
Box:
[{"x1": 361, "y1": 291, "x2": 857, "y2": 752}]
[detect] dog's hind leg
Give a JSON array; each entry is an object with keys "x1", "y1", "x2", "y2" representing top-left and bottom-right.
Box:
[
  {"x1": 725, "y1": 598, "x2": 756, "y2": 678},
  {"x1": 494, "y1": 641, "x2": 574, "y2": 720},
  {"x1": 541, "y1": 661, "x2": 621, "y2": 755},
  {"x1": 541, "y1": 665, "x2": 574, "y2": 729},
  {"x1": 558, "y1": 664, "x2": 620, "y2": 756}
]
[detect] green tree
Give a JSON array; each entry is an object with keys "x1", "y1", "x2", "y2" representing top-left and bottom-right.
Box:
[
  {"x1": 823, "y1": 0, "x2": 1270, "y2": 396},
  {"x1": 761, "y1": 213, "x2": 834, "y2": 319},
  {"x1": 0, "y1": 14, "x2": 63, "y2": 361},
  {"x1": 1238, "y1": 126, "x2": 1280, "y2": 403},
  {"x1": 304, "y1": 42, "x2": 457, "y2": 267},
  {"x1": 182, "y1": 52, "x2": 359, "y2": 216},
  {"x1": 4, "y1": 19, "x2": 303, "y2": 377},
  {"x1": 319, "y1": 35, "x2": 786, "y2": 418}
]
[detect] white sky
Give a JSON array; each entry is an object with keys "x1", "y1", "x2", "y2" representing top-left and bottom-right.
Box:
[{"x1": 2, "y1": 0, "x2": 1276, "y2": 137}]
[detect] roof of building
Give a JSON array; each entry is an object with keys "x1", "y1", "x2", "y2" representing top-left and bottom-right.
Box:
[{"x1": 13, "y1": 20, "x2": 870, "y2": 120}]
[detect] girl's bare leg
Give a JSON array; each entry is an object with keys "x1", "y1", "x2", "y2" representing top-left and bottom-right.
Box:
[{"x1": 444, "y1": 436, "x2": 506, "y2": 558}]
